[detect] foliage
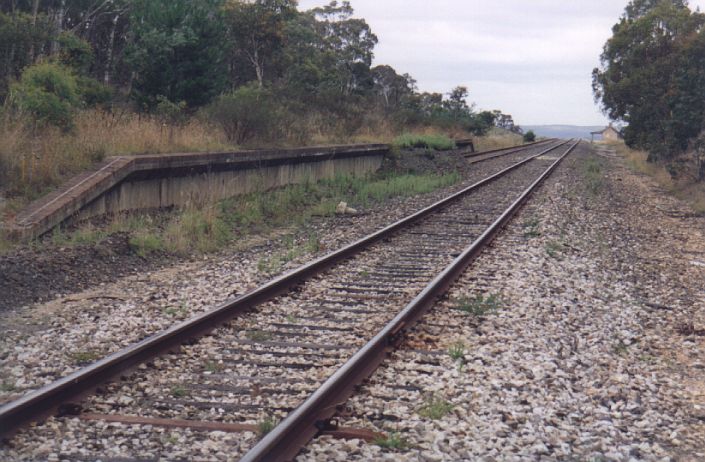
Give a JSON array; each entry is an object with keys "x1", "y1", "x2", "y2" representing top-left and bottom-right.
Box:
[
  {"x1": 373, "y1": 432, "x2": 409, "y2": 451},
  {"x1": 258, "y1": 416, "x2": 277, "y2": 436},
  {"x1": 582, "y1": 156, "x2": 604, "y2": 196},
  {"x1": 0, "y1": 10, "x2": 54, "y2": 99},
  {"x1": 392, "y1": 133, "x2": 456, "y2": 151},
  {"x1": 76, "y1": 76, "x2": 113, "y2": 107},
  {"x1": 0, "y1": 0, "x2": 519, "y2": 140},
  {"x1": 418, "y1": 395, "x2": 454, "y2": 420},
  {"x1": 223, "y1": 0, "x2": 297, "y2": 87},
  {"x1": 454, "y1": 293, "x2": 504, "y2": 317},
  {"x1": 57, "y1": 32, "x2": 94, "y2": 73},
  {"x1": 523, "y1": 130, "x2": 536, "y2": 142},
  {"x1": 126, "y1": 0, "x2": 228, "y2": 110},
  {"x1": 10, "y1": 62, "x2": 80, "y2": 129},
  {"x1": 593, "y1": 0, "x2": 705, "y2": 171},
  {"x1": 204, "y1": 84, "x2": 279, "y2": 144}
]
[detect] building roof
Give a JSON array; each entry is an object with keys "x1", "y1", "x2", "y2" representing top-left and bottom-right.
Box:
[{"x1": 590, "y1": 125, "x2": 619, "y2": 135}]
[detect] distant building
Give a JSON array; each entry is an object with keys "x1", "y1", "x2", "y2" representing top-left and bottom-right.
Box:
[{"x1": 590, "y1": 124, "x2": 622, "y2": 142}]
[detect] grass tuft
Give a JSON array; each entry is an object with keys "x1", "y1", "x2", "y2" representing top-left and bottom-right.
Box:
[
  {"x1": 258, "y1": 417, "x2": 277, "y2": 436},
  {"x1": 454, "y1": 293, "x2": 504, "y2": 317},
  {"x1": 392, "y1": 133, "x2": 456, "y2": 151},
  {"x1": 418, "y1": 395, "x2": 454, "y2": 420},
  {"x1": 373, "y1": 432, "x2": 409, "y2": 451},
  {"x1": 170, "y1": 385, "x2": 188, "y2": 398},
  {"x1": 70, "y1": 349, "x2": 101, "y2": 365},
  {"x1": 582, "y1": 157, "x2": 604, "y2": 196}
]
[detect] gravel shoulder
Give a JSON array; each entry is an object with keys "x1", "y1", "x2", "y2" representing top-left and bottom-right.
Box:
[{"x1": 300, "y1": 143, "x2": 705, "y2": 461}]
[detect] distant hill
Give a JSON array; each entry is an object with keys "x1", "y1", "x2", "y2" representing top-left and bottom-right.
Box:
[{"x1": 523, "y1": 125, "x2": 606, "y2": 140}]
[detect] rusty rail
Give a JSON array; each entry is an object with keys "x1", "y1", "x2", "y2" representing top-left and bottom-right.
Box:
[
  {"x1": 0, "y1": 140, "x2": 569, "y2": 439},
  {"x1": 240, "y1": 139, "x2": 581, "y2": 462}
]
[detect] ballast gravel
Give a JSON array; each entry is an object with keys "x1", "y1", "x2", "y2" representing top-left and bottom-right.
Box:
[
  {"x1": 299, "y1": 145, "x2": 705, "y2": 461},
  {"x1": 0, "y1": 148, "x2": 544, "y2": 406}
]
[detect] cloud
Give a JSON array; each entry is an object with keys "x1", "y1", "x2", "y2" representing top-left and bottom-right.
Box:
[{"x1": 298, "y1": 0, "x2": 705, "y2": 125}]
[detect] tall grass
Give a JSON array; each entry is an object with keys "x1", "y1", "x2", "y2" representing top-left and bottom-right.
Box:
[
  {"x1": 0, "y1": 110, "x2": 233, "y2": 205},
  {"x1": 611, "y1": 141, "x2": 705, "y2": 215},
  {"x1": 473, "y1": 128, "x2": 523, "y2": 151},
  {"x1": 392, "y1": 133, "x2": 456, "y2": 151}
]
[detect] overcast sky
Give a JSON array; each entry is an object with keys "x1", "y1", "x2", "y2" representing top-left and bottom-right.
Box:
[{"x1": 298, "y1": 0, "x2": 705, "y2": 127}]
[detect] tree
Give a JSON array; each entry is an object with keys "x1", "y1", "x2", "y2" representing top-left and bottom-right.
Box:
[
  {"x1": 223, "y1": 0, "x2": 297, "y2": 88},
  {"x1": 126, "y1": 0, "x2": 227, "y2": 110},
  {"x1": 443, "y1": 86, "x2": 472, "y2": 120},
  {"x1": 523, "y1": 130, "x2": 536, "y2": 142},
  {"x1": 593, "y1": 0, "x2": 705, "y2": 162},
  {"x1": 309, "y1": 1, "x2": 378, "y2": 96},
  {"x1": 371, "y1": 64, "x2": 414, "y2": 110},
  {"x1": 10, "y1": 62, "x2": 80, "y2": 130},
  {"x1": 0, "y1": 10, "x2": 54, "y2": 98}
]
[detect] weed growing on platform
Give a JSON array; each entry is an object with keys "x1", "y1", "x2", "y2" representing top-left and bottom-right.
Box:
[
  {"x1": 418, "y1": 395, "x2": 454, "y2": 420},
  {"x1": 392, "y1": 133, "x2": 456, "y2": 151},
  {"x1": 374, "y1": 432, "x2": 409, "y2": 451},
  {"x1": 454, "y1": 293, "x2": 504, "y2": 317}
]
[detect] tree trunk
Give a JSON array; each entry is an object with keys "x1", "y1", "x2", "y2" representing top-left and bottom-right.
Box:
[
  {"x1": 104, "y1": 14, "x2": 120, "y2": 85},
  {"x1": 28, "y1": 0, "x2": 40, "y2": 63},
  {"x1": 51, "y1": 0, "x2": 67, "y2": 56}
]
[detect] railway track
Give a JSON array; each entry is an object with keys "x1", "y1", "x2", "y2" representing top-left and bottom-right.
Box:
[
  {"x1": 463, "y1": 138, "x2": 554, "y2": 164},
  {"x1": 0, "y1": 139, "x2": 579, "y2": 461}
]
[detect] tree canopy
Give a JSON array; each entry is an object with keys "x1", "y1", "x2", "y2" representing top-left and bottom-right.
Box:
[
  {"x1": 593, "y1": 0, "x2": 705, "y2": 173},
  {"x1": 0, "y1": 0, "x2": 518, "y2": 137}
]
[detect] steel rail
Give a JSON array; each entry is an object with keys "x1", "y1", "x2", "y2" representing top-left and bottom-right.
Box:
[
  {"x1": 0, "y1": 139, "x2": 569, "y2": 439},
  {"x1": 462, "y1": 138, "x2": 554, "y2": 158},
  {"x1": 241, "y1": 139, "x2": 582, "y2": 462}
]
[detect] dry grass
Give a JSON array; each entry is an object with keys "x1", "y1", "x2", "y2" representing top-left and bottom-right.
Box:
[
  {"x1": 473, "y1": 128, "x2": 524, "y2": 151},
  {"x1": 609, "y1": 141, "x2": 705, "y2": 215},
  {"x1": 0, "y1": 110, "x2": 234, "y2": 213}
]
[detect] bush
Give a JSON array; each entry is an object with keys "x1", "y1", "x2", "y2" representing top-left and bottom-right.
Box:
[
  {"x1": 10, "y1": 62, "x2": 80, "y2": 130},
  {"x1": 523, "y1": 130, "x2": 536, "y2": 142},
  {"x1": 57, "y1": 32, "x2": 94, "y2": 73},
  {"x1": 392, "y1": 133, "x2": 456, "y2": 151},
  {"x1": 76, "y1": 76, "x2": 113, "y2": 107},
  {"x1": 204, "y1": 83, "x2": 280, "y2": 144}
]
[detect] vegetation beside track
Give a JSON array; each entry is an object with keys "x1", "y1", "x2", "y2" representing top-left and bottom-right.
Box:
[
  {"x1": 39, "y1": 168, "x2": 462, "y2": 259},
  {"x1": 606, "y1": 141, "x2": 705, "y2": 215}
]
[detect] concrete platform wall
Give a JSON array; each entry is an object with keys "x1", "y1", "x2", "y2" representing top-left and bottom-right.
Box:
[
  {"x1": 78, "y1": 152, "x2": 383, "y2": 220},
  {"x1": 8, "y1": 140, "x2": 474, "y2": 240},
  {"x1": 7, "y1": 144, "x2": 390, "y2": 240}
]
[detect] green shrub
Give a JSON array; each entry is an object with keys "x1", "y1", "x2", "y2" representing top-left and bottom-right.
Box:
[
  {"x1": 10, "y1": 62, "x2": 80, "y2": 130},
  {"x1": 77, "y1": 76, "x2": 113, "y2": 107},
  {"x1": 57, "y1": 32, "x2": 94, "y2": 73},
  {"x1": 392, "y1": 133, "x2": 456, "y2": 151},
  {"x1": 129, "y1": 232, "x2": 165, "y2": 257},
  {"x1": 523, "y1": 130, "x2": 536, "y2": 142},
  {"x1": 205, "y1": 83, "x2": 279, "y2": 144}
]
